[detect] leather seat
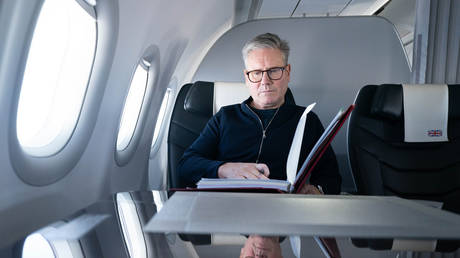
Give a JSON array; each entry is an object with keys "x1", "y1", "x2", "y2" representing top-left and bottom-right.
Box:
[
  {"x1": 347, "y1": 84, "x2": 460, "y2": 252},
  {"x1": 168, "y1": 81, "x2": 214, "y2": 189}
]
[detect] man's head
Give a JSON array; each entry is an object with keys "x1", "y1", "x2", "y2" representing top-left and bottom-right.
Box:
[{"x1": 242, "y1": 33, "x2": 291, "y2": 110}]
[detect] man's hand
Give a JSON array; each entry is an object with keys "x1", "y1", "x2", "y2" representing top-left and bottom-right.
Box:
[
  {"x1": 298, "y1": 184, "x2": 322, "y2": 195},
  {"x1": 240, "y1": 235, "x2": 282, "y2": 258},
  {"x1": 218, "y1": 162, "x2": 269, "y2": 179}
]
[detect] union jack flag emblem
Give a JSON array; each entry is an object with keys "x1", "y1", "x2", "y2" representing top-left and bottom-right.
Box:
[{"x1": 427, "y1": 129, "x2": 442, "y2": 137}]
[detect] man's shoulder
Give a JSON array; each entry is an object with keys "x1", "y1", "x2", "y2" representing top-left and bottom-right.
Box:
[{"x1": 220, "y1": 103, "x2": 241, "y2": 110}]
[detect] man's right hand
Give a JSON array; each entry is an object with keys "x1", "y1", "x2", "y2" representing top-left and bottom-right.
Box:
[
  {"x1": 240, "y1": 235, "x2": 282, "y2": 258},
  {"x1": 218, "y1": 162, "x2": 270, "y2": 179}
]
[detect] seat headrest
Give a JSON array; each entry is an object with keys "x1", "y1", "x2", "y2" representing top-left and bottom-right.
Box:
[
  {"x1": 184, "y1": 81, "x2": 297, "y2": 116},
  {"x1": 213, "y1": 82, "x2": 296, "y2": 114},
  {"x1": 370, "y1": 84, "x2": 460, "y2": 120},
  {"x1": 183, "y1": 81, "x2": 213, "y2": 117},
  {"x1": 370, "y1": 84, "x2": 403, "y2": 120},
  {"x1": 369, "y1": 84, "x2": 451, "y2": 142},
  {"x1": 402, "y1": 84, "x2": 448, "y2": 142},
  {"x1": 213, "y1": 82, "x2": 248, "y2": 114}
]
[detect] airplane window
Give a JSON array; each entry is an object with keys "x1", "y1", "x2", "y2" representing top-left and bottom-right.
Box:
[
  {"x1": 83, "y1": 0, "x2": 96, "y2": 6},
  {"x1": 16, "y1": 0, "x2": 96, "y2": 157},
  {"x1": 116, "y1": 62, "x2": 149, "y2": 151},
  {"x1": 22, "y1": 233, "x2": 55, "y2": 258},
  {"x1": 151, "y1": 88, "x2": 172, "y2": 149},
  {"x1": 116, "y1": 192, "x2": 148, "y2": 258},
  {"x1": 22, "y1": 224, "x2": 84, "y2": 258},
  {"x1": 152, "y1": 190, "x2": 164, "y2": 212}
]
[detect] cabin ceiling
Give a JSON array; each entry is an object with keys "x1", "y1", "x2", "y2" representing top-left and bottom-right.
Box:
[
  {"x1": 235, "y1": 0, "x2": 416, "y2": 59},
  {"x1": 257, "y1": 0, "x2": 391, "y2": 18}
]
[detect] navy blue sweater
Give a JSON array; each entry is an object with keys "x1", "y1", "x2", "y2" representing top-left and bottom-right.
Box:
[{"x1": 177, "y1": 97, "x2": 341, "y2": 194}]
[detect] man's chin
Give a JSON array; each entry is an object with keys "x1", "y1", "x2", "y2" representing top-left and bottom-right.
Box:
[{"x1": 258, "y1": 96, "x2": 275, "y2": 102}]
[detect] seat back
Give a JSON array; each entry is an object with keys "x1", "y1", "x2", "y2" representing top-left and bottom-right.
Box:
[
  {"x1": 348, "y1": 84, "x2": 460, "y2": 252},
  {"x1": 168, "y1": 81, "x2": 214, "y2": 189}
]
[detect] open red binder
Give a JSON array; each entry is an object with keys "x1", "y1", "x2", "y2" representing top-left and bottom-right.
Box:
[{"x1": 194, "y1": 104, "x2": 355, "y2": 193}]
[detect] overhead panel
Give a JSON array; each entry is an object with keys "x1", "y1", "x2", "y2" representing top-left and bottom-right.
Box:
[
  {"x1": 257, "y1": 0, "x2": 298, "y2": 18},
  {"x1": 378, "y1": 0, "x2": 416, "y2": 38},
  {"x1": 293, "y1": 0, "x2": 350, "y2": 17},
  {"x1": 339, "y1": 0, "x2": 379, "y2": 15},
  {"x1": 258, "y1": 0, "x2": 391, "y2": 18}
]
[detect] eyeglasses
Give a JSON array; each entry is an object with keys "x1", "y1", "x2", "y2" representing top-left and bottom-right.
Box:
[{"x1": 246, "y1": 66, "x2": 286, "y2": 83}]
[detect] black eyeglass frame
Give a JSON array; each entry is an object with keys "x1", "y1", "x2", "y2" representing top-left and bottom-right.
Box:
[{"x1": 245, "y1": 66, "x2": 287, "y2": 83}]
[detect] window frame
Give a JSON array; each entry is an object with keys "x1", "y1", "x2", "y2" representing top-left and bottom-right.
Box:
[
  {"x1": 8, "y1": 0, "x2": 119, "y2": 186},
  {"x1": 149, "y1": 85, "x2": 174, "y2": 157},
  {"x1": 116, "y1": 62, "x2": 150, "y2": 152},
  {"x1": 115, "y1": 45, "x2": 160, "y2": 166},
  {"x1": 116, "y1": 192, "x2": 148, "y2": 258},
  {"x1": 16, "y1": 0, "x2": 98, "y2": 157},
  {"x1": 22, "y1": 222, "x2": 85, "y2": 258}
]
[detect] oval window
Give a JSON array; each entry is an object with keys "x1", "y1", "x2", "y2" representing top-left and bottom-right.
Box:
[
  {"x1": 22, "y1": 233, "x2": 55, "y2": 258},
  {"x1": 116, "y1": 62, "x2": 149, "y2": 151},
  {"x1": 116, "y1": 192, "x2": 147, "y2": 258},
  {"x1": 151, "y1": 88, "x2": 172, "y2": 149},
  {"x1": 16, "y1": 0, "x2": 96, "y2": 156}
]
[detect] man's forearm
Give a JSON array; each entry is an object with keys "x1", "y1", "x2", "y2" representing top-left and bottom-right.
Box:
[{"x1": 177, "y1": 152, "x2": 224, "y2": 186}]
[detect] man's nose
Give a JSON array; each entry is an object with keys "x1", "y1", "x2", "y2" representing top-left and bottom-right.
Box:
[{"x1": 260, "y1": 71, "x2": 272, "y2": 84}]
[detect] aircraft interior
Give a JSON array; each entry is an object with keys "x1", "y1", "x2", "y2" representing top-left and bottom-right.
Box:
[{"x1": 0, "y1": 0, "x2": 459, "y2": 257}]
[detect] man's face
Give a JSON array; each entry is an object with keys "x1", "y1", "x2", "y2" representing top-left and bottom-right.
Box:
[{"x1": 244, "y1": 48, "x2": 290, "y2": 110}]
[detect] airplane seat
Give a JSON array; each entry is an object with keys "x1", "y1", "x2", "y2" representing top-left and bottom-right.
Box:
[
  {"x1": 168, "y1": 81, "x2": 214, "y2": 189},
  {"x1": 168, "y1": 80, "x2": 295, "y2": 189},
  {"x1": 347, "y1": 84, "x2": 460, "y2": 252},
  {"x1": 167, "y1": 81, "x2": 295, "y2": 246}
]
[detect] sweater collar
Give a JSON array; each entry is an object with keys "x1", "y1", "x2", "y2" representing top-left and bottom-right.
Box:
[
  {"x1": 242, "y1": 92, "x2": 297, "y2": 110},
  {"x1": 241, "y1": 93, "x2": 298, "y2": 123}
]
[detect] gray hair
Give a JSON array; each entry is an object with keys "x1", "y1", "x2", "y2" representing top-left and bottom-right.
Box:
[{"x1": 242, "y1": 33, "x2": 290, "y2": 66}]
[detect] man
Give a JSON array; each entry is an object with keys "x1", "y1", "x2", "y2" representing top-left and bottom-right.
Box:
[
  {"x1": 177, "y1": 32, "x2": 341, "y2": 258},
  {"x1": 177, "y1": 33, "x2": 341, "y2": 195}
]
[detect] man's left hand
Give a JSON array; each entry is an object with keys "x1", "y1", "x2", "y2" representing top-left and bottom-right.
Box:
[{"x1": 240, "y1": 235, "x2": 282, "y2": 258}]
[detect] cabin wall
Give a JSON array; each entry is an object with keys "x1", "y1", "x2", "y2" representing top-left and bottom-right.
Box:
[
  {"x1": 0, "y1": 0, "x2": 234, "y2": 248},
  {"x1": 412, "y1": 0, "x2": 460, "y2": 84}
]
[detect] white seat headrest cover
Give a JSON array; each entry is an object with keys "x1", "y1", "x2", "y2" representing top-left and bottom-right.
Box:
[
  {"x1": 402, "y1": 84, "x2": 448, "y2": 142},
  {"x1": 213, "y1": 82, "x2": 248, "y2": 114}
]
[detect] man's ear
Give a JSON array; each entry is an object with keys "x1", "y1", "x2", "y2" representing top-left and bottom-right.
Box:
[{"x1": 285, "y1": 64, "x2": 291, "y2": 82}]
